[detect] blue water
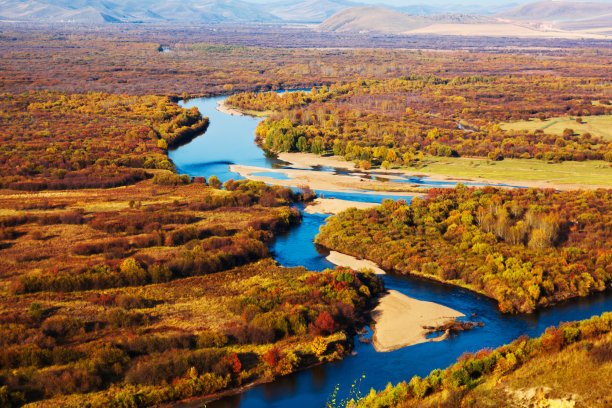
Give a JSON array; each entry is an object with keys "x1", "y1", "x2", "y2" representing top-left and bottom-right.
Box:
[
  {"x1": 170, "y1": 96, "x2": 611, "y2": 408},
  {"x1": 251, "y1": 172, "x2": 292, "y2": 180}
]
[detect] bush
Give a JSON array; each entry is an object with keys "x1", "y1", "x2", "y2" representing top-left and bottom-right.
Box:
[
  {"x1": 153, "y1": 173, "x2": 190, "y2": 185},
  {"x1": 41, "y1": 316, "x2": 84, "y2": 340}
]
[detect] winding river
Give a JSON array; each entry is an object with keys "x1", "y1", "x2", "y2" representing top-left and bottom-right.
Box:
[{"x1": 169, "y1": 96, "x2": 612, "y2": 408}]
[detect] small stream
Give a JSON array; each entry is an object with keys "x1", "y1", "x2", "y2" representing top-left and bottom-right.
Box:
[{"x1": 169, "y1": 96, "x2": 612, "y2": 408}]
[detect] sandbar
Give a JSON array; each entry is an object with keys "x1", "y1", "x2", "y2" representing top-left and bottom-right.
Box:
[
  {"x1": 229, "y1": 164, "x2": 425, "y2": 196},
  {"x1": 216, "y1": 100, "x2": 246, "y2": 116},
  {"x1": 305, "y1": 198, "x2": 379, "y2": 215},
  {"x1": 276, "y1": 152, "x2": 606, "y2": 191},
  {"x1": 325, "y1": 250, "x2": 465, "y2": 351},
  {"x1": 370, "y1": 289, "x2": 465, "y2": 352},
  {"x1": 326, "y1": 250, "x2": 386, "y2": 274}
]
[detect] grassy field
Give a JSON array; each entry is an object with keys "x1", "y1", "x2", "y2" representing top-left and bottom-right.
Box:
[
  {"x1": 406, "y1": 156, "x2": 612, "y2": 188},
  {"x1": 500, "y1": 114, "x2": 612, "y2": 141}
]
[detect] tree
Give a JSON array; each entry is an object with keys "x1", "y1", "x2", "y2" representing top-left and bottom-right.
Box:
[
  {"x1": 296, "y1": 136, "x2": 308, "y2": 152},
  {"x1": 311, "y1": 337, "x2": 327, "y2": 357},
  {"x1": 310, "y1": 311, "x2": 338, "y2": 335},
  {"x1": 311, "y1": 137, "x2": 324, "y2": 155},
  {"x1": 157, "y1": 139, "x2": 168, "y2": 149},
  {"x1": 359, "y1": 160, "x2": 371, "y2": 170},
  {"x1": 208, "y1": 175, "x2": 222, "y2": 189}
]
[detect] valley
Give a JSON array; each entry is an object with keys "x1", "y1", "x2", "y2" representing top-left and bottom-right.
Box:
[{"x1": 0, "y1": 6, "x2": 611, "y2": 407}]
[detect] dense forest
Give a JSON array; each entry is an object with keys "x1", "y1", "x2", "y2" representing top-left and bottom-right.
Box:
[
  {"x1": 228, "y1": 77, "x2": 611, "y2": 164},
  {"x1": 0, "y1": 90, "x2": 383, "y2": 407},
  {"x1": 0, "y1": 91, "x2": 208, "y2": 190},
  {"x1": 349, "y1": 312, "x2": 612, "y2": 407},
  {"x1": 316, "y1": 186, "x2": 611, "y2": 313}
]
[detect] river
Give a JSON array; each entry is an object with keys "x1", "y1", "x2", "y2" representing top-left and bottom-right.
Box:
[{"x1": 169, "y1": 95, "x2": 612, "y2": 408}]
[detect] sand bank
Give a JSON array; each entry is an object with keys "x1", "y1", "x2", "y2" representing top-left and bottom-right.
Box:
[
  {"x1": 277, "y1": 152, "x2": 503, "y2": 186},
  {"x1": 277, "y1": 152, "x2": 357, "y2": 171},
  {"x1": 229, "y1": 164, "x2": 425, "y2": 196},
  {"x1": 325, "y1": 251, "x2": 386, "y2": 274},
  {"x1": 325, "y1": 251, "x2": 464, "y2": 351},
  {"x1": 305, "y1": 198, "x2": 378, "y2": 215},
  {"x1": 216, "y1": 100, "x2": 246, "y2": 116},
  {"x1": 276, "y1": 152, "x2": 604, "y2": 191},
  {"x1": 370, "y1": 290, "x2": 465, "y2": 352}
]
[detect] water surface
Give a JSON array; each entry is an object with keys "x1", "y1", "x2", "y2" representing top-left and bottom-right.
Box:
[{"x1": 171, "y1": 96, "x2": 611, "y2": 408}]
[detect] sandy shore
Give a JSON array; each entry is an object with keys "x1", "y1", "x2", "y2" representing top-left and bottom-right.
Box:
[
  {"x1": 325, "y1": 251, "x2": 464, "y2": 351},
  {"x1": 276, "y1": 152, "x2": 606, "y2": 191},
  {"x1": 326, "y1": 251, "x2": 386, "y2": 274},
  {"x1": 370, "y1": 290, "x2": 465, "y2": 352},
  {"x1": 305, "y1": 198, "x2": 379, "y2": 215},
  {"x1": 229, "y1": 164, "x2": 426, "y2": 196},
  {"x1": 216, "y1": 100, "x2": 246, "y2": 116},
  {"x1": 277, "y1": 152, "x2": 357, "y2": 171},
  {"x1": 278, "y1": 152, "x2": 508, "y2": 186}
]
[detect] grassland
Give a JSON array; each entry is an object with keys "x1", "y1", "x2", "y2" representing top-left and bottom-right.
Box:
[
  {"x1": 500, "y1": 114, "x2": 612, "y2": 141},
  {"x1": 404, "y1": 155, "x2": 612, "y2": 188}
]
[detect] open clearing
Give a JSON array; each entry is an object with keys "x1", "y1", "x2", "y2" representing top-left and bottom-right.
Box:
[
  {"x1": 409, "y1": 156, "x2": 612, "y2": 188},
  {"x1": 500, "y1": 115, "x2": 612, "y2": 141}
]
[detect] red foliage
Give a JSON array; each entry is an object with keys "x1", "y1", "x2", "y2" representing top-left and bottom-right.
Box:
[
  {"x1": 262, "y1": 347, "x2": 282, "y2": 368},
  {"x1": 310, "y1": 311, "x2": 338, "y2": 336}
]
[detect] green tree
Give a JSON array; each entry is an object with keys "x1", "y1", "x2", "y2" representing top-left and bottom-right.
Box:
[
  {"x1": 297, "y1": 136, "x2": 309, "y2": 152},
  {"x1": 208, "y1": 175, "x2": 222, "y2": 189}
]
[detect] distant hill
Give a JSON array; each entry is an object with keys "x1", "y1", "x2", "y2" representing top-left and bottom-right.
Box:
[
  {"x1": 0, "y1": 0, "x2": 281, "y2": 23},
  {"x1": 265, "y1": 0, "x2": 363, "y2": 23},
  {"x1": 496, "y1": 1, "x2": 612, "y2": 21},
  {"x1": 318, "y1": 6, "x2": 494, "y2": 33},
  {"x1": 318, "y1": 2, "x2": 612, "y2": 38},
  {"x1": 0, "y1": 0, "x2": 610, "y2": 33},
  {"x1": 496, "y1": 1, "x2": 612, "y2": 32}
]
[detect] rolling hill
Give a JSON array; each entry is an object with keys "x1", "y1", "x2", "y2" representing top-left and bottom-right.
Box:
[
  {"x1": 496, "y1": 1, "x2": 612, "y2": 32},
  {"x1": 317, "y1": 2, "x2": 612, "y2": 38}
]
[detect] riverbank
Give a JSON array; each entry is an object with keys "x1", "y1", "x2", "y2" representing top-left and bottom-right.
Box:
[
  {"x1": 216, "y1": 100, "x2": 271, "y2": 117},
  {"x1": 326, "y1": 251, "x2": 386, "y2": 274},
  {"x1": 277, "y1": 152, "x2": 612, "y2": 190},
  {"x1": 305, "y1": 198, "x2": 379, "y2": 215},
  {"x1": 229, "y1": 164, "x2": 427, "y2": 196},
  {"x1": 325, "y1": 251, "x2": 465, "y2": 351},
  {"x1": 216, "y1": 100, "x2": 246, "y2": 116},
  {"x1": 371, "y1": 290, "x2": 465, "y2": 352}
]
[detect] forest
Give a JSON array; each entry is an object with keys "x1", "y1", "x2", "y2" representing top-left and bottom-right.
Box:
[
  {"x1": 0, "y1": 91, "x2": 208, "y2": 190},
  {"x1": 0, "y1": 23, "x2": 610, "y2": 408},
  {"x1": 316, "y1": 186, "x2": 611, "y2": 313},
  {"x1": 348, "y1": 312, "x2": 612, "y2": 407},
  {"x1": 0, "y1": 90, "x2": 382, "y2": 407},
  {"x1": 228, "y1": 77, "x2": 611, "y2": 165}
]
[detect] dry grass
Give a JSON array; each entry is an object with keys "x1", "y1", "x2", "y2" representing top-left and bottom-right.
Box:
[{"x1": 500, "y1": 114, "x2": 612, "y2": 141}]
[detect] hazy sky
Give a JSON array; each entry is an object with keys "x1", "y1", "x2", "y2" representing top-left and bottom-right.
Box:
[{"x1": 247, "y1": 0, "x2": 612, "y2": 3}]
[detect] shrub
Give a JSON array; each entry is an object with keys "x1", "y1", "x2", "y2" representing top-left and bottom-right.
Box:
[{"x1": 309, "y1": 311, "x2": 338, "y2": 336}]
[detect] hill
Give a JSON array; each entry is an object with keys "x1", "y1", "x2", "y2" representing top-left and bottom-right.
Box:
[
  {"x1": 265, "y1": 0, "x2": 362, "y2": 23},
  {"x1": 496, "y1": 1, "x2": 612, "y2": 21},
  {"x1": 496, "y1": 1, "x2": 612, "y2": 32},
  {"x1": 317, "y1": 6, "x2": 493, "y2": 33},
  {"x1": 0, "y1": 0, "x2": 280, "y2": 23},
  {"x1": 317, "y1": 3, "x2": 611, "y2": 38}
]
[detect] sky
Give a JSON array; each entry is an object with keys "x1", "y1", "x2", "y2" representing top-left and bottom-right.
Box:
[{"x1": 246, "y1": 0, "x2": 611, "y2": 3}]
